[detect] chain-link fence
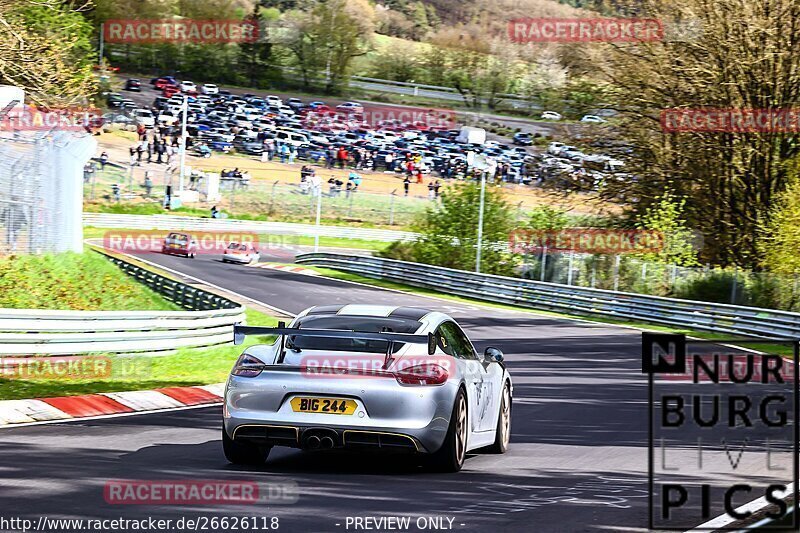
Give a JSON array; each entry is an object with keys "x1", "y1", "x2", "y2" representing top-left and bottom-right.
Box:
[
  {"x1": 91, "y1": 165, "x2": 440, "y2": 226},
  {"x1": 0, "y1": 131, "x2": 94, "y2": 254},
  {"x1": 520, "y1": 250, "x2": 800, "y2": 311}
]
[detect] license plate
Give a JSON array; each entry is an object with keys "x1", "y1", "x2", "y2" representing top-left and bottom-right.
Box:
[
  {"x1": 169, "y1": 243, "x2": 180, "y2": 249},
  {"x1": 290, "y1": 397, "x2": 356, "y2": 415}
]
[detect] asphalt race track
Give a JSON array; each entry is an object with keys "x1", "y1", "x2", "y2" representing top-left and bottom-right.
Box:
[{"x1": 0, "y1": 249, "x2": 790, "y2": 532}]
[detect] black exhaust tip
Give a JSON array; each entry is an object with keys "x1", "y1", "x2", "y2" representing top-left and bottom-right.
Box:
[
  {"x1": 320, "y1": 436, "x2": 335, "y2": 449},
  {"x1": 305, "y1": 435, "x2": 321, "y2": 450}
]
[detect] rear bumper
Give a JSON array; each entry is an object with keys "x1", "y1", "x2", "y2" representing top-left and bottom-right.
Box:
[
  {"x1": 224, "y1": 372, "x2": 459, "y2": 453},
  {"x1": 229, "y1": 423, "x2": 426, "y2": 453}
]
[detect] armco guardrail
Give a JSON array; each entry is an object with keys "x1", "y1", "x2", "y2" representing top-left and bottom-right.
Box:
[
  {"x1": 295, "y1": 253, "x2": 800, "y2": 338},
  {"x1": 83, "y1": 213, "x2": 417, "y2": 243},
  {"x1": 0, "y1": 251, "x2": 245, "y2": 355}
]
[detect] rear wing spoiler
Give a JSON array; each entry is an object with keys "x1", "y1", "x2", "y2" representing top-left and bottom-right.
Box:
[{"x1": 233, "y1": 323, "x2": 437, "y2": 355}]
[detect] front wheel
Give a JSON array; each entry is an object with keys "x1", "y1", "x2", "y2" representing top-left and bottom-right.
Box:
[
  {"x1": 487, "y1": 382, "x2": 511, "y2": 454},
  {"x1": 222, "y1": 428, "x2": 271, "y2": 465},
  {"x1": 428, "y1": 388, "x2": 467, "y2": 472}
]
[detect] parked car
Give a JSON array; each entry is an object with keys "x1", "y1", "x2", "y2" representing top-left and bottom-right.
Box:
[
  {"x1": 124, "y1": 79, "x2": 141, "y2": 92},
  {"x1": 153, "y1": 76, "x2": 178, "y2": 89},
  {"x1": 540, "y1": 111, "x2": 562, "y2": 121},
  {"x1": 580, "y1": 115, "x2": 607, "y2": 124},
  {"x1": 336, "y1": 102, "x2": 364, "y2": 114},
  {"x1": 180, "y1": 81, "x2": 198, "y2": 93},
  {"x1": 132, "y1": 109, "x2": 155, "y2": 128},
  {"x1": 513, "y1": 132, "x2": 533, "y2": 146},
  {"x1": 201, "y1": 83, "x2": 219, "y2": 95},
  {"x1": 547, "y1": 142, "x2": 566, "y2": 155}
]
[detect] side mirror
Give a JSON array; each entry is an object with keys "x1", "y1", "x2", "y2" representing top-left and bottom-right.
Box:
[{"x1": 484, "y1": 347, "x2": 504, "y2": 363}]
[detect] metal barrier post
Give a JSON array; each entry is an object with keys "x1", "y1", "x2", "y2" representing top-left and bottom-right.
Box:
[
  {"x1": 567, "y1": 251, "x2": 574, "y2": 285},
  {"x1": 314, "y1": 189, "x2": 322, "y2": 253}
]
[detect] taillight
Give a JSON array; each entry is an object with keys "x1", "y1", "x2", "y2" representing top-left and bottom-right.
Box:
[
  {"x1": 394, "y1": 364, "x2": 448, "y2": 386},
  {"x1": 231, "y1": 354, "x2": 265, "y2": 378}
]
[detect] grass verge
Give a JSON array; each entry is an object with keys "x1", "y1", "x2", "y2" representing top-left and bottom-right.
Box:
[
  {"x1": 0, "y1": 309, "x2": 278, "y2": 400},
  {"x1": 0, "y1": 251, "x2": 180, "y2": 311}
]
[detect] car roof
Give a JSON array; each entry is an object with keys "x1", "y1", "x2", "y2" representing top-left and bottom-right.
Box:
[{"x1": 295, "y1": 305, "x2": 455, "y2": 334}]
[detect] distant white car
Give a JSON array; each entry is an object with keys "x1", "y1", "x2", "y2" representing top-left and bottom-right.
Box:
[
  {"x1": 180, "y1": 81, "x2": 197, "y2": 93},
  {"x1": 547, "y1": 142, "x2": 566, "y2": 155},
  {"x1": 222, "y1": 242, "x2": 260, "y2": 264},
  {"x1": 581, "y1": 115, "x2": 606, "y2": 124},
  {"x1": 541, "y1": 111, "x2": 563, "y2": 121},
  {"x1": 132, "y1": 108, "x2": 155, "y2": 128},
  {"x1": 201, "y1": 83, "x2": 219, "y2": 95},
  {"x1": 232, "y1": 114, "x2": 253, "y2": 128},
  {"x1": 337, "y1": 102, "x2": 364, "y2": 114},
  {"x1": 157, "y1": 111, "x2": 178, "y2": 126},
  {"x1": 265, "y1": 95, "x2": 282, "y2": 106}
]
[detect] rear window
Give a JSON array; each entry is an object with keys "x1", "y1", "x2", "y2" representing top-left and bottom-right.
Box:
[{"x1": 288, "y1": 315, "x2": 421, "y2": 354}]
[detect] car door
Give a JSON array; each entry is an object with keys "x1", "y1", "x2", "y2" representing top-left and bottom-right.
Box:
[
  {"x1": 448, "y1": 322, "x2": 499, "y2": 432},
  {"x1": 437, "y1": 322, "x2": 486, "y2": 435}
]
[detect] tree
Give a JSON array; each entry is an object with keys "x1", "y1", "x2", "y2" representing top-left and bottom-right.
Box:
[
  {"x1": 238, "y1": 6, "x2": 276, "y2": 87},
  {"x1": 0, "y1": 0, "x2": 97, "y2": 106},
  {"x1": 634, "y1": 191, "x2": 699, "y2": 267},
  {"x1": 600, "y1": 0, "x2": 800, "y2": 269},
  {"x1": 284, "y1": 0, "x2": 374, "y2": 93},
  {"x1": 761, "y1": 173, "x2": 800, "y2": 275},
  {"x1": 380, "y1": 183, "x2": 517, "y2": 275}
]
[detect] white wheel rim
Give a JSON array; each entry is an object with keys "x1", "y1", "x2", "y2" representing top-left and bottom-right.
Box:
[
  {"x1": 455, "y1": 395, "x2": 467, "y2": 464},
  {"x1": 501, "y1": 386, "x2": 511, "y2": 447}
]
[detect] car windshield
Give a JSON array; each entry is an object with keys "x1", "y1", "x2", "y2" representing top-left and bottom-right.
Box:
[
  {"x1": 287, "y1": 315, "x2": 422, "y2": 354},
  {"x1": 227, "y1": 243, "x2": 248, "y2": 251}
]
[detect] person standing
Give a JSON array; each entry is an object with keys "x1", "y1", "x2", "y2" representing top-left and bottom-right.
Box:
[
  {"x1": 1, "y1": 197, "x2": 28, "y2": 253},
  {"x1": 99, "y1": 151, "x2": 109, "y2": 171},
  {"x1": 403, "y1": 175, "x2": 411, "y2": 197},
  {"x1": 428, "y1": 180, "x2": 435, "y2": 200},
  {"x1": 434, "y1": 180, "x2": 442, "y2": 199}
]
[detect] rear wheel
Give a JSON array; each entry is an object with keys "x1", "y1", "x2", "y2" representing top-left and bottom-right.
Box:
[
  {"x1": 428, "y1": 388, "x2": 467, "y2": 472},
  {"x1": 487, "y1": 382, "x2": 511, "y2": 454},
  {"x1": 222, "y1": 428, "x2": 271, "y2": 465}
]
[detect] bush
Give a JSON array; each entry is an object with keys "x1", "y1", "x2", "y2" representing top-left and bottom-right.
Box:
[
  {"x1": 379, "y1": 182, "x2": 517, "y2": 275},
  {"x1": 674, "y1": 272, "x2": 736, "y2": 303}
]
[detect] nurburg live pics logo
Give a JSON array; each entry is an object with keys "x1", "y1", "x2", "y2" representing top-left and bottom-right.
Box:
[{"x1": 642, "y1": 333, "x2": 799, "y2": 530}]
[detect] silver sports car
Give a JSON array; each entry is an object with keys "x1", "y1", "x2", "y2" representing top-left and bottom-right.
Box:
[{"x1": 223, "y1": 304, "x2": 512, "y2": 472}]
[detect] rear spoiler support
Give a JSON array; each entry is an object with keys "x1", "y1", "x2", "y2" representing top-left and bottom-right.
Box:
[{"x1": 233, "y1": 323, "x2": 437, "y2": 356}]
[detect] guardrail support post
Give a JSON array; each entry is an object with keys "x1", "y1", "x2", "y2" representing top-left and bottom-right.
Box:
[
  {"x1": 567, "y1": 251, "x2": 574, "y2": 286},
  {"x1": 314, "y1": 188, "x2": 322, "y2": 253},
  {"x1": 540, "y1": 245, "x2": 548, "y2": 282}
]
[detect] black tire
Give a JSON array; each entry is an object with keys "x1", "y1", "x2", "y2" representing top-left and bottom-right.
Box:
[
  {"x1": 428, "y1": 388, "x2": 468, "y2": 472},
  {"x1": 487, "y1": 382, "x2": 511, "y2": 454},
  {"x1": 222, "y1": 428, "x2": 271, "y2": 465}
]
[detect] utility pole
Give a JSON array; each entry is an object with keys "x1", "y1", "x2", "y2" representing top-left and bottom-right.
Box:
[
  {"x1": 475, "y1": 170, "x2": 487, "y2": 273},
  {"x1": 178, "y1": 95, "x2": 188, "y2": 196}
]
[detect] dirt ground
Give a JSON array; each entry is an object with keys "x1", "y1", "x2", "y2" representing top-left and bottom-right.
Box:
[{"x1": 95, "y1": 129, "x2": 620, "y2": 217}]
